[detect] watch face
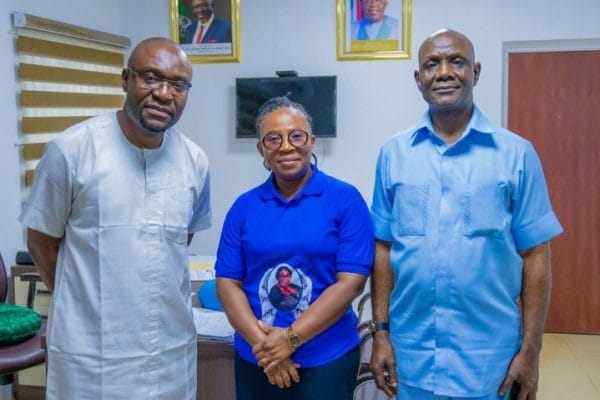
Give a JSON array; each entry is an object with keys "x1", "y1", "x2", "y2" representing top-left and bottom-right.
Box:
[
  {"x1": 368, "y1": 320, "x2": 375, "y2": 333},
  {"x1": 289, "y1": 333, "x2": 301, "y2": 348}
]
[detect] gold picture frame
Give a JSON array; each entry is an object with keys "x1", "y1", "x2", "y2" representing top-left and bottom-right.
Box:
[
  {"x1": 336, "y1": 0, "x2": 411, "y2": 61},
  {"x1": 170, "y1": 0, "x2": 240, "y2": 63}
]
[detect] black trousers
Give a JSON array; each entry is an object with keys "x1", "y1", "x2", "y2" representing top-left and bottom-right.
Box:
[{"x1": 234, "y1": 346, "x2": 360, "y2": 400}]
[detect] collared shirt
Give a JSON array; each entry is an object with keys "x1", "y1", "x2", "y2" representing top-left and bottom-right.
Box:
[
  {"x1": 364, "y1": 19, "x2": 384, "y2": 39},
  {"x1": 351, "y1": 15, "x2": 399, "y2": 40},
  {"x1": 20, "y1": 112, "x2": 211, "y2": 399},
  {"x1": 193, "y1": 14, "x2": 214, "y2": 43},
  {"x1": 216, "y1": 166, "x2": 374, "y2": 367},
  {"x1": 371, "y1": 106, "x2": 562, "y2": 396}
]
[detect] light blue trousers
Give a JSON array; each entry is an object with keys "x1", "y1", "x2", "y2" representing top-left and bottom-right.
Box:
[{"x1": 397, "y1": 382, "x2": 504, "y2": 400}]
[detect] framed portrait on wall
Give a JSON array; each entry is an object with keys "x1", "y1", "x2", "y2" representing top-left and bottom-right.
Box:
[
  {"x1": 170, "y1": 0, "x2": 240, "y2": 63},
  {"x1": 336, "y1": 0, "x2": 412, "y2": 61}
]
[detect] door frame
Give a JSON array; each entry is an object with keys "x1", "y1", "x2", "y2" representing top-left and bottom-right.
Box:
[{"x1": 501, "y1": 38, "x2": 600, "y2": 127}]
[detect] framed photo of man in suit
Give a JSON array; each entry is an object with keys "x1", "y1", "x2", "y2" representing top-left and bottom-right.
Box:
[
  {"x1": 337, "y1": 0, "x2": 411, "y2": 61},
  {"x1": 170, "y1": 0, "x2": 240, "y2": 63}
]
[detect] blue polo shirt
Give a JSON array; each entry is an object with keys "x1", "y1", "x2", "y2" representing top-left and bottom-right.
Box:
[
  {"x1": 371, "y1": 106, "x2": 562, "y2": 396},
  {"x1": 216, "y1": 166, "x2": 374, "y2": 367}
]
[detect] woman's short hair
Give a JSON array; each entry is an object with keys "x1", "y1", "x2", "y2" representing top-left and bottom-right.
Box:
[{"x1": 254, "y1": 96, "x2": 313, "y2": 135}]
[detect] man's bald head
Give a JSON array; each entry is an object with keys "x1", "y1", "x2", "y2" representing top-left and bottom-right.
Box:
[{"x1": 418, "y1": 29, "x2": 475, "y2": 65}]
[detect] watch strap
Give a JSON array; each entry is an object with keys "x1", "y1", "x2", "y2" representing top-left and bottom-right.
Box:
[{"x1": 370, "y1": 320, "x2": 390, "y2": 332}]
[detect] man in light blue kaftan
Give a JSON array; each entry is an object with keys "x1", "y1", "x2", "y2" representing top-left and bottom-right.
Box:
[
  {"x1": 369, "y1": 30, "x2": 562, "y2": 400},
  {"x1": 20, "y1": 38, "x2": 211, "y2": 400}
]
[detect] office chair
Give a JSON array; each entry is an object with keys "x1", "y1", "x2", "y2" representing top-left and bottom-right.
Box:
[{"x1": 0, "y1": 252, "x2": 46, "y2": 396}]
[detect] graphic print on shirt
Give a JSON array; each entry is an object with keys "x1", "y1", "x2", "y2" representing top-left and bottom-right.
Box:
[{"x1": 258, "y1": 263, "x2": 312, "y2": 326}]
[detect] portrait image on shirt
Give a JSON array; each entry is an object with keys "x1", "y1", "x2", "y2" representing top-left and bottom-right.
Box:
[{"x1": 259, "y1": 263, "x2": 312, "y2": 325}]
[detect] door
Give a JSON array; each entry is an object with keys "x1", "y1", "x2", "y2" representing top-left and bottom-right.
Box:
[{"x1": 506, "y1": 45, "x2": 600, "y2": 334}]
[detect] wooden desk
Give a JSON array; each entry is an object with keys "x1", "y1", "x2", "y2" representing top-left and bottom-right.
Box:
[{"x1": 196, "y1": 339, "x2": 235, "y2": 400}]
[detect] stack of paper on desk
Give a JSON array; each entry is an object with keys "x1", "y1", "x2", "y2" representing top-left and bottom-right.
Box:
[
  {"x1": 188, "y1": 254, "x2": 216, "y2": 281},
  {"x1": 193, "y1": 307, "x2": 234, "y2": 342}
]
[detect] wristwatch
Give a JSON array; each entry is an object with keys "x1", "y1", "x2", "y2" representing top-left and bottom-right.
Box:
[
  {"x1": 368, "y1": 320, "x2": 390, "y2": 334},
  {"x1": 285, "y1": 327, "x2": 302, "y2": 352}
]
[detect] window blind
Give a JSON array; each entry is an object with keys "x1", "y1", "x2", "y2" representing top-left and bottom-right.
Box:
[{"x1": 13, "y1": 13, "x2": 130, "y2": 189}]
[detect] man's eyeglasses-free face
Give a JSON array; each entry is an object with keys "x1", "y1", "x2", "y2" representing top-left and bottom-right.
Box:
[
  {"x1": 260, "y1": 130, "x2": 313, "y2": 151},
  {"x1": 126, "y1": 67, "x2": 192, "y2": 96}
]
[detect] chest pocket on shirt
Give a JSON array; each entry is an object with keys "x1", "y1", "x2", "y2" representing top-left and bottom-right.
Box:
[
  {"x1": 393, "y1": 185, "x2": 429, "y2": 236},
  {"x1": 463, "y1": 184, "x2": 508, "y2": 238},
  {"x1": 164, "y1": 189, "x2": 192, "y2": 244}
]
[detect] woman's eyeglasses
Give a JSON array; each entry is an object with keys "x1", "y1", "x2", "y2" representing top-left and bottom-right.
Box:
[{"x1": 260, "y1": 130, "x2": 312, "y2": 151}]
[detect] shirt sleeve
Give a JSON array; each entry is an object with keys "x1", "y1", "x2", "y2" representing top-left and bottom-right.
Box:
[
  {"x1": 511, "y1": 142, "x2": 563, "y2": 250},
  {"x1": 189, "y1": 167, "x2": 212, "y2": 233},
  {"x1": 370, "y1": 148, "x2": 394, "y2": 242},
  {"x1": 215, "y1": 197, "x2": 246, "y2": 281},
  {"x1": 335, "y1": 187, "x2": 374, "y2": 276},
  {"x1": 19, "y1": 141, "x2": 72, "y2": 238}
]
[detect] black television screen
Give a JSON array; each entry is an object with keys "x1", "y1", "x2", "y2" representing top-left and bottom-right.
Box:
[{"x1": 236, "y1": 76, "x2": 337, "y2": 138}]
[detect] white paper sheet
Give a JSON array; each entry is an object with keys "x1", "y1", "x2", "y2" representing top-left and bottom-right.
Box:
[
  {"x1": 193, "y1": 307, "x2": 234, "y2": 342},
  {"x1": 188, "y1": 254, "x2": 216, "y2": 281}
]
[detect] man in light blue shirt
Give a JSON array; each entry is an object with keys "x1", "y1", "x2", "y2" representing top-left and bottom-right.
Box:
[{"x1": 369, "y1": 29, "x2": 563, "y2": 399}]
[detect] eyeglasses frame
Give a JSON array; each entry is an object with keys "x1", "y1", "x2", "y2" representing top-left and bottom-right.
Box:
[
  {"x1": 126, "y1": 66, "x2": 192, "y2": 96},
  {"x1": 260, "y1": 130, "x2": 314, "y2": 151}
]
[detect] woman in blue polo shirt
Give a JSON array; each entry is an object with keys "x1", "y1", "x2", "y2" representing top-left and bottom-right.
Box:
[{"x1": 216, "y1": 96, "x2": 374, "y2": 400}]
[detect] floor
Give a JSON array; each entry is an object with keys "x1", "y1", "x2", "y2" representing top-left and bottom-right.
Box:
[{"x1": 538, "y1": 333, "x2": 600, "y2": 399}]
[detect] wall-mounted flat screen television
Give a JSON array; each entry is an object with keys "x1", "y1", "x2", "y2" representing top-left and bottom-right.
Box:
[{"x1": 235, "y1": 75, "x2": 337, "y2": 138}]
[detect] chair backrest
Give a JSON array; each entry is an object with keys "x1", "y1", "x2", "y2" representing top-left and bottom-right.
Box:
[
  {"x1": 356, "y1": 292, "x2": 371, "y2": 324},
  {"x1": 354, "y1": 292, "x2": 392, "y2": 400},
  {"x1": 0, "y1": 252, "x2": 7, "y2": 302},
  {"x1": 354, "y1": 321, "x2": 392, "y2": 400}
]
